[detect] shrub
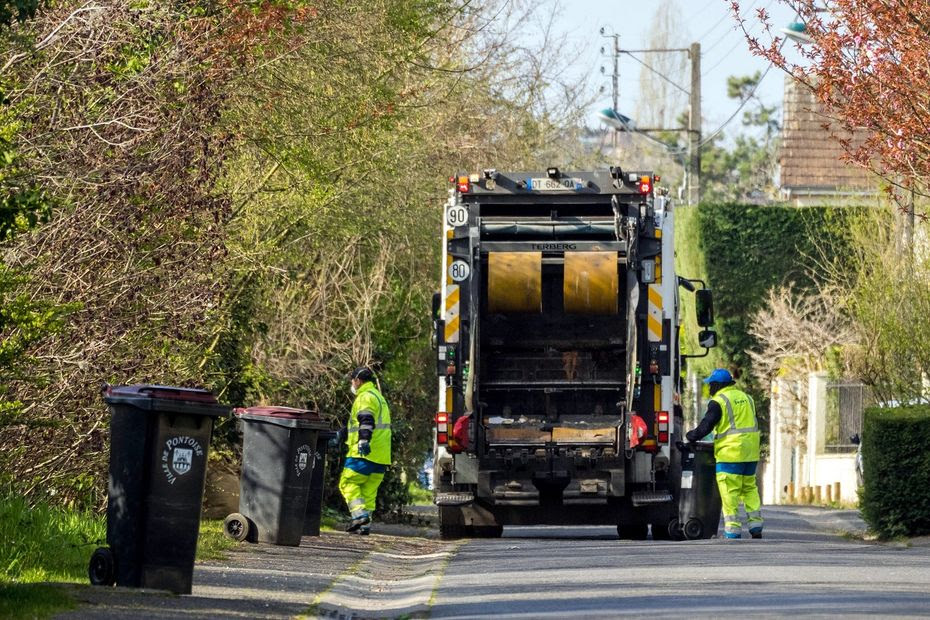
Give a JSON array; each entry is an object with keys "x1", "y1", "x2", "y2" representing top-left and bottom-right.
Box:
[{"x1": 860, "y1": 406, "x2": 930, "y2": 539}]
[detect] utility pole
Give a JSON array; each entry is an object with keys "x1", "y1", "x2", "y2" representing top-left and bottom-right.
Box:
[
  {"x1": 612, "y1": 34, "x2": 620, "y2": 115},
  {"x1": 689, "y1": 42, "x2": 701, "y2": 206}
]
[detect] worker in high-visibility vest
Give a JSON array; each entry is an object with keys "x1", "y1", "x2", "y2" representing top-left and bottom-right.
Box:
[
  {"x1": 686, "y1": 368, "x2": 763, "y2": 539},
  {"x1": 333, "y1": 366, "x2": 392, "y2": 535}
]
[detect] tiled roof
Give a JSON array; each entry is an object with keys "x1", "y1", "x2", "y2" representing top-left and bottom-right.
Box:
[{"x1": 779, "y1": 76, "x2": 874, "y2": 192}]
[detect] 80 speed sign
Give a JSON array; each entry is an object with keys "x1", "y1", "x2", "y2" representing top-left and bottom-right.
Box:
[{"x1": 448, "y1": 260, "x2": 470, "y2": 282}]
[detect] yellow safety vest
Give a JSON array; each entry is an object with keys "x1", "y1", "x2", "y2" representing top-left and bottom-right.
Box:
[
  {"x1": 711, "y1": 386, "x2": 760, "y2": 463},
  {"x1": 346, "y1": 382, "x2": 392, "y2": 465}
]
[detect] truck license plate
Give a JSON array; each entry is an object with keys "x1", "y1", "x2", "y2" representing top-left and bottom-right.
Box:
[{"x1": 529, "y1": 177, "x2": 582, "y2": 191}]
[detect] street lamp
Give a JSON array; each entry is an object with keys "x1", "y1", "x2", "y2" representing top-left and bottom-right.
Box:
[
  {"x1": 597, "y1": 108, "x2": 635, "y2": 131},
  {"x1": 781, "y1": 21, "x2": 813, "y2": 44}
]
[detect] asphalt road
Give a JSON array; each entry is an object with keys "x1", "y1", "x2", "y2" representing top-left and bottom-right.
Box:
[
  {"x1": 60, "y1": 506, "x2": 930, "y2": 619},
  {"x1": 431, "y1": 506, "x2": 930, "y2": 619}
]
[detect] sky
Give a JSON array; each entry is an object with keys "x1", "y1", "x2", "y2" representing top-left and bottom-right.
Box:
[{"x1": 538, "y1": 0, "x2": 801, "y2": 142}]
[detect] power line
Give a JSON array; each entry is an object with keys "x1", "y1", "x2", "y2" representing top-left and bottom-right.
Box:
[
  {"x1": 696, "y1": 0, "x2": 757, "y2": 43},
  {"x1": 695, "y1": 7, "x2": 794, "y2": 149},
  {"x1": 701, "y1": 0, "x2": 776, "y2": 75},
  {"x1": 620, "y1": 50, "x2": 690, "y2": 96}
]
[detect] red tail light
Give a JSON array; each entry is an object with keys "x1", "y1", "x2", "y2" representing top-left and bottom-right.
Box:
[
  {"x1": 638, "y1": 175, "x2": 652, "y2": 194},
  {"x1": 436, "y1": 412, "x2": 449, "y2": 444},
  {"x1": 657, "y1": 411, "x2": 669, "y2": 443},
  {"x1": 456, "y1": 176, "x2": 470, "y2": 193}
]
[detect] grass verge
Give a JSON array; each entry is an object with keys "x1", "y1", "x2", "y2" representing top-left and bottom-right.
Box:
[
  {"x1": 0, "y1": 583, "x2": 77, "y2": 619},
  {"x1": 0, "y1": 493, "x2": 239, "y2": 617},
  {"x1": 0, "y1": 494, "x2": 105, "y2": 584},
  {"x1": 197, "y1": 519, "x2": 238, "y2": 562}
]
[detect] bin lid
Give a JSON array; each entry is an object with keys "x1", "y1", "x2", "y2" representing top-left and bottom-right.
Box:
[
  {"x1": 235, "y1": 406, "x2": 330, "y2": 430},
  {"x1": 103, "y1": 383, "x2": 230, "y2": 417},
  {"x1": 106, "y1": 384, "x2": 219, "y2": 403}
]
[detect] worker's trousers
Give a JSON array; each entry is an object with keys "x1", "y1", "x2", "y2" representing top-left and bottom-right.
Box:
[
  {"x1": 715, "y1": 461, "x2": 763, "y2": 538},
  {"x1": 339, "y1": 467, "x2": 384, "y2": 519}
]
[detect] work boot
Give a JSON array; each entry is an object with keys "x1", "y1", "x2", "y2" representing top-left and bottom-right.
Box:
[
  {"x1": 345, "y1": 513, "x2": 371, "y2": 533},
  {"x1": 750, "y1": 528, "x2": 763, "y2": 539},
  {"x1": 359, "y1": 525, "x2": 371, "y2": 536}
]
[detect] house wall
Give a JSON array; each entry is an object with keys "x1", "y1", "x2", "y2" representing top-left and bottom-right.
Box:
[{"x1": 765, "y1": 372, "x2": 859, "y2": 505}]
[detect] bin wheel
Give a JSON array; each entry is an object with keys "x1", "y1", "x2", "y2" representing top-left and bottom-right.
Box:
[
  {"x1": 668, "y1": 518, "x2": 685, "y2": 541},
  {"x1": 684, "y1": 518, "x2": 704, "y2": 540},
  {"x1": 224, "y1": 513, "x2": 250, "y2": 542},
  {"x1": 89, "y1": 547, "x2": 116, "y2": 586}
]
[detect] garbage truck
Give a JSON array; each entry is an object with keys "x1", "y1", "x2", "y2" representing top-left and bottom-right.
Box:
[{"x1": 430, "y1": 167, "x2": 718, "y2": 540}]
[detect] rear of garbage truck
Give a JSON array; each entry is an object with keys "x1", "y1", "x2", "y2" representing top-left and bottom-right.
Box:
[{"x1": 431, "y1": 168, "x2": 717, "y2": 539}]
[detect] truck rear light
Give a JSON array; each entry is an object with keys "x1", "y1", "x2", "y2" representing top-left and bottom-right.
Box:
[
  {"x1": 641, "y1": 437, "x2": 658, "y2": 453},
  {"x1": 657, "y1": 410, "x2": 669, "y2": 443},
  {"x1": 436, "y1": 412, "x2": 449, "y2": 444},
  {"x1": 638, "y1": 175, "x2": 652, "y2": 194},
  {"x1": 456, "y1": 175, "x2": 470, "y2": 193}
]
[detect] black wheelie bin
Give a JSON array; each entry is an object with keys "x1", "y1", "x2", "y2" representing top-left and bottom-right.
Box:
[
  {"x1": 676, "y1": 441, "x2": 722, "y2": 539},
  {"x1": 89, "y1": 384, "x2": 229, "y2": 594},
  {"x1": 303, "y1": 429, "x2": 335, "y2": 537},
  {"x1": 224, "y1": 406, "x2": 330, "y2": 546}
]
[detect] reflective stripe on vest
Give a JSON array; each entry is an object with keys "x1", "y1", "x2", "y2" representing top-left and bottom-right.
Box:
[{"x1": 713, "y1": 392, "x2": 758, "y2": 437}]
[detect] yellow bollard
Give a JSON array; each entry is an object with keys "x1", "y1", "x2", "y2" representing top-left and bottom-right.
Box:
[
  {"x1": 834, "y1": 481, "x2": 841, "y2": 503},
  {"x1": 825, "y1": 484, "x2": 833, "y2": 504},
  {"x1": 787, "y1": 482, "x2": 796, "y2": 504},
  {"x1": 814, "y1": 486, "x2": 822, "y2": 504},
  {"x1": 803, "y1": 486, "x2": 812, "y2": 504}
]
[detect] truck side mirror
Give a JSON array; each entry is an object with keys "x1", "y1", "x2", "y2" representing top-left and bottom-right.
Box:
[
  {"x1": 698, "y1": 330, "x2": 717, "y2": 349},
  {"x1": 696, "y1": 289, "x2": 714, "y2": 327}
]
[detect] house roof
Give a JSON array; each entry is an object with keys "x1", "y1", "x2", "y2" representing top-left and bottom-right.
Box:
[{"x1": 779, "y1": 76, "x2": 875, "y2": 194}]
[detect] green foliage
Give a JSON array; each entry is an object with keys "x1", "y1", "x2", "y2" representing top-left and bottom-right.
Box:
[
  {"x1": 676, "y1": 203, "x2": 858, "y2": 430},
  {"x1": 694, "y1": 203, "x2": 855, "y2": 375},
  {"x1": 0, "y1": 0, "x2": 40, "y2": 28},
  {"x1": 860, "y1": 406, "x2": 930, "y2": 539},
  {"x1": 0, "y1": 493, "x2": 105, "y2": 583},
  {"x1": 836, "y1": 208, "x2": 930, "y2": 404}
]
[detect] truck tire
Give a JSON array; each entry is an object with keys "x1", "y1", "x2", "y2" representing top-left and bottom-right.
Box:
[
  {"x1": 650, "y1": 520, "x2": 675, "y2": 541},
  {"x1": 471, "y1": 525, "x2": 504, "y2": 538},
  {"x1": 438, "y1": 506, "x2": 465, "y2": 540},
  {"x1": 617, "y1": 522, "x2": 648, "y2": 540}
]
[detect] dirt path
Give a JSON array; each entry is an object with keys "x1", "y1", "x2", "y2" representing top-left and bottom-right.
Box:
[{"x1": 59, "y1": 525, "x2": 456, "y2": 619}]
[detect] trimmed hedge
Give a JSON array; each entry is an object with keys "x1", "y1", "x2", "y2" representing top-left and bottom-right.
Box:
[{"x1": 860, "y1": 406, "x2": 930, "y2": 539}]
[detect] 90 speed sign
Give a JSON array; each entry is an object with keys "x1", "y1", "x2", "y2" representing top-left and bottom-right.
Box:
[
  {"x1": 446, "y1": 205, "x2": 468, "y2": 228},
  {"x1": 448, "y1": 260, "x2": 470, "y2": 282}
]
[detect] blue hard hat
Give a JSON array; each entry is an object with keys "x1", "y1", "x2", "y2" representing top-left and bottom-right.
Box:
[{"x1": 703, "y1": 368, "x2": 733, "y2": 384}]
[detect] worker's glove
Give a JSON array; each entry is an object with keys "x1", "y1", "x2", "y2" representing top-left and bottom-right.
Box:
[
  {"x1": 358, "y1": 440, "x2": 371, "y2": 456},
  {"x1": 685, "y1": 430, "x2": 698, "y2": 443}
]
